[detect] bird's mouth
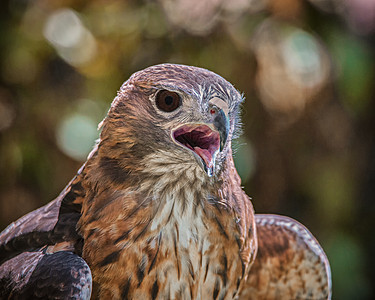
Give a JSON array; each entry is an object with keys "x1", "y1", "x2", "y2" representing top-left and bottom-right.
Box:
[{"x1": 172, "y1": 124, "x2": 220, "y2": 176}]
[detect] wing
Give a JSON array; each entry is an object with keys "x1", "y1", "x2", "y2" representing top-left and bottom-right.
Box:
[
  {"x1": 0, "y1": 172, "x2": 85, "y2": 265},
  {"x1": 0, "y1": 250, "x2": 92, "y2": 299},
  {"x1": 239, "y1": 214, "x2": 331, "y2": 300},
  {"x1": 0, "y1": 156, "x2": 96, "y2": 298}
]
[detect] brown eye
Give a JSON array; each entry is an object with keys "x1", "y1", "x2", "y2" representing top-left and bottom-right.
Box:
[{"x1": 155, "y1": 90, "x2": 181, "y2": 112}]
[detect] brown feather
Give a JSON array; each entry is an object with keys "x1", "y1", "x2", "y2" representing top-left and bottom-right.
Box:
[{"x1": 239, "y1": 214, "x2": 331, "y2": 299}]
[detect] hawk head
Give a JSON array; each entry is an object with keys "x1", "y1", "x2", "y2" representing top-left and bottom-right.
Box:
[{"x1": 96, "y1": 64, "x2": 243, "y2": 186}]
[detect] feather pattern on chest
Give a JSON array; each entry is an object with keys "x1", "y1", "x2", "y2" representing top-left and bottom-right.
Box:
[{"x1": 78, "y1": 150, "x2": 256, "y2": 300}]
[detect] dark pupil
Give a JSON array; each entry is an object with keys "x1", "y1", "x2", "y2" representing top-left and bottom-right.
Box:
[{"x1": 165, "y1": 96, "x2": 173, "y2": 106}]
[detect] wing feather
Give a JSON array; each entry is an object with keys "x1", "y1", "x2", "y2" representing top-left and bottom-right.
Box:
[
  {"x1": 0, "y1": 250, "x2": 92, "y2": 299},
  {"x1": 0, "y1": 171, "x2": 85, "y2": 264},
  {"x1": 239, "y1": 214, "x2": 332, "y2": 300}
]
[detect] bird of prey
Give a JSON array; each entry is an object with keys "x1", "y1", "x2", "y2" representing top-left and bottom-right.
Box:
[{"x1": 0, "y1": 64, "x2": 331, "y2": 299}]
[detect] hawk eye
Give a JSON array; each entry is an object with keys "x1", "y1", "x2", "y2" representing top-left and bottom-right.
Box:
[{"x1": 155, "y1": 90, "x2": 181, "y2": 112}]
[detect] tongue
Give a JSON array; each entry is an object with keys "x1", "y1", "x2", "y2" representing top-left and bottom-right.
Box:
[{"x1": 194, "y1": 146, "x2": 215, "y2": 176}]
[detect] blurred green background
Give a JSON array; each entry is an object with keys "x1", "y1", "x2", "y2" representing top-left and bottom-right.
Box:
[{"x1": 0, "y1": 0, "x2": 374, "y2": 299}]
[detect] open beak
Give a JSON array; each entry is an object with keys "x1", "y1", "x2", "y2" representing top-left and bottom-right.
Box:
[{"x1": 172, "y1": 109, "x2": 229, "y2": 177}]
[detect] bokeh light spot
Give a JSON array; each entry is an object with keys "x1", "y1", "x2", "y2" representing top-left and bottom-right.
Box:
[
  {"x1": 282, "y1": 30, "x2": 323, "y2": 88},
  {"x1": 44, "y1": 8, "x2": 85, "y2": 48},
  {"x1": 43, "y1": 8, "x2": 97, "y2": 66},
  {"x1": 233, "y1": 137, "x2": 256, "y2": 184},
  {"x1": 56, "y1": 114, "x2": 98, "y2": 162}
]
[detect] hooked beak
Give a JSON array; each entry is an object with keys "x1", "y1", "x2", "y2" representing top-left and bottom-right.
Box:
[
  {"x1": 213, "y1": 108, "x2": 229, "y2": 152},
  {"x1": 172, "y1": 108, "x2": 229, "y2": 177}
]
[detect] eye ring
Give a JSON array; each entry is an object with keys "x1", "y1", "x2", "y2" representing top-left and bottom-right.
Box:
[{"x1": 155, "y1": 90, "x2": 181, "y2": 112}]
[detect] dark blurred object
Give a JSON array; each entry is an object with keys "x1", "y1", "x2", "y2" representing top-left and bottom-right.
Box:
[{"x1": 0, "y1": 0, "x2": 374, "y2": 299}]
